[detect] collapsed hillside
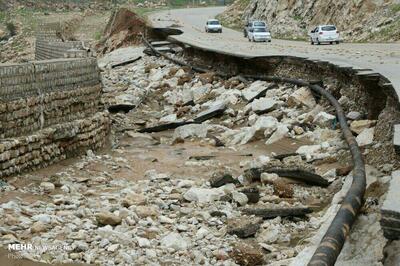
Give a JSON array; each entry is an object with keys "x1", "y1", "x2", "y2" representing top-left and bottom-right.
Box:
[{"x1": 218, "y1": 0, "x2": 400, "y2": 42}]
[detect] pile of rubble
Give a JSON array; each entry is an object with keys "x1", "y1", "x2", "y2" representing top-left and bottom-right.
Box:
[{"x1": 0, "y1": 49, "x2": 393, "y2": 265}]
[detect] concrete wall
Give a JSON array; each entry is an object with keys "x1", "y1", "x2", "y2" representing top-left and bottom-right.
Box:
[{"x1": 0, "y1": 57, "x2": 110, "y2": 178}]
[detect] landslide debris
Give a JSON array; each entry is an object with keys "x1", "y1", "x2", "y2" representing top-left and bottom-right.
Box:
[{"x1": 96, "y1": 8, "x2": 150, "y2": 55}]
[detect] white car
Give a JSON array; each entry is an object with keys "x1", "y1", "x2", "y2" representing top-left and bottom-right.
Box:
[
  {"x1": 310, "y1": 25, "x2": 340, "y2": 45},
  {"x1": 205, "y1": 19, "x2": 222, "y2": 33},
  {"x1": 244, "y1": 21, "x2": 267, "y2": 37},
  {"x1": 248, "y1": 27, "x2": 271, "y2": 42}
]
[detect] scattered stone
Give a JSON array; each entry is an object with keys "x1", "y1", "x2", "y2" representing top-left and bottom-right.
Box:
[
  {"x1": 230, "y1": 242, "x2": 264, "y2": 266},
  {"x1": 232, "y1": 191, "x2": 249, "y2": 206},
  {"x1": 30, "y1": 221, "x2": 48, "y2": 234},
  {"x1": 40, "y1": 182, "x2": 55, "y2": 193},
  {"x1": 121, "y1": 193, "x2": 146, "y2": 207},
  {"x1": 251, "y1": 98, "x2": 278, "y2": 114},
  {"x1": 183, "y1": 187, "x2": 225, "y2": 203},
  {"x1": 350, "y1": 120, "x2": 376, "y2": 135},
  {"x1": 293, "y1": 126, "x2": 305, "y2": 135},
  {"x1": 272, "y1": 180, "x2": 294, "y2": 198},
  {"x1": 240, "y1": 187, "x2": 260, "y2": 204},
  {"x1": 346, "y1": 111, "x2": 362, "y2": 120},
  {"x1": 160, "y1": 232, "x2": 188, "y2": 251},
  {"x1": 210, "y1": 172, "x2": 237, "y2": 188},
  {"x1": 265, "y1": 124, "x2": 289, "y2": 145},
  {"x1": 173, "y1": 124, "x2": 208, "y2": 140},
  {"x1": 137, "y1": 237, "x2": 151, "y2": 248},
  {"x1": 135, "y1": 206, "x2": 158, "y2": 218},
  {"x1": 356, "y1": 127, "x2": 375, "y2": 146},
  {"x1": 287, "y1": 87, "x2": 316, "y2": 109},
  {"x1": 313, "y1": 111, "x2": 336, "y2": 128},
  {"x1": 242, "y1": 81, "x2": 269, "y2": 101},
  {"x1": 96, "y1": 212, "x2": 122, "y2": 226},
  {"x1": 227, "y1": 217, "x2": 262, "y2": 238}
]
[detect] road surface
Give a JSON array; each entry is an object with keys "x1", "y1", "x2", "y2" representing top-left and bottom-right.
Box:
[{"x1": 150, "y1": 7, "x2": 400, "y2": 96}]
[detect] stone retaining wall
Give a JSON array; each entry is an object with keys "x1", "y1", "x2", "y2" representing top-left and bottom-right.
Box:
[
  {"x1": 35, "y1": 39, "x2": 88, "y2": 60},
  {"x1": 0, "y1": 112, "x2": 110, "y2": 178},
  {"x1": 0, "y1": 57, "x2": 110, "y2": 178},
  {"x1": 34, "y1": 23, "x2": 89, "y2": 60}
]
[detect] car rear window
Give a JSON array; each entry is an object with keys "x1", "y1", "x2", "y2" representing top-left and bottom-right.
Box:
[
  {"x1": 253, "y1": 22, "x2": 266, "y2": 27},
  {"x1": 209, "y1": 21, "x2": 220, "y2": 25},
  {"x1": 254, "y1": 28, "x2": 266, "y2": 32},
  {"x1": 321, "y1": 26, "x2": 336, "y2": 31}
]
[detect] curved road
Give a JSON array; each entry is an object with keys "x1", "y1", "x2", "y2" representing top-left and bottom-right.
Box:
[{"x1": 150, "y1": 7, "x2": 400, "y2": 95}]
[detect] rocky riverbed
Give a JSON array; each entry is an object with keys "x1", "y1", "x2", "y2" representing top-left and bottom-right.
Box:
[{"x1": 0, "y1": 48, "x2": 392, "y2": 265}]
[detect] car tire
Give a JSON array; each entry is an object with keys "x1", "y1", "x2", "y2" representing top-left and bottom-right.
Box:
[
  {"x1": 310, "y1": 38, "x2": 314, "y2": 45},
  {"x1": 268, "y1": 40, "x2": 271, "y2": 43},
  {"x1": 336, "y1": 41, "x2": 340, "y2": 44},
  {"x1": 317, "y1": 38, "x2": 321, "y2": 45}
]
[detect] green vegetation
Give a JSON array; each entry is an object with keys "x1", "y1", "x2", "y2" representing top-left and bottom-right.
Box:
[
  {"x1": 6, "y1": 22, "x2": 16, "y2": 36},
  {"x1": 390, "y1": 4, "x2": 400, "y2": 13},
  {"x1": 293, "y1": 15, "x2": 302, "y2": 21},
  {"x1": 359, "y1": 17, "x2": 400, "y2": 42}
]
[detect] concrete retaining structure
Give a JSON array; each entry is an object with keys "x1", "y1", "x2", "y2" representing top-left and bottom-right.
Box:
[{"x1": 381, "y1": 171, "x2": 400, "y2": 240}]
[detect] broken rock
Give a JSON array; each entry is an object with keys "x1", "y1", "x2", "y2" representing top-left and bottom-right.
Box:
[
  {"x1": 96, "y1": 212, "x2": 122, "y2": 226},
  {"x1": 230, "y1": 242, "x2": 264, "y2": 266},
  {"x1": 250, "y1": 98, "x2": 278, "y2": 114},
  {"x1": 242, "y1": 81, "x2": 269, "y2": 101},
  {"x1": 287, "y1": 87, "x2": 316, "y2": 109},
  {"x1": 173, "y1": 124, "x2": 208, "y2": 140},
  {"x1": 210, "y1": 172, "x2": 237, "y2": 188},
  {"x1": 350, "y1": 120, "x2": 376, "y2": 135},
  {"x1": 183, "y1": 187, "x2": 225, "y2": 203},
  {"x1": 313, "y1": 111, "x2": 336, "y2": 128},
  {"x1": 161, "y1": 232, "x2": 189, "y2": 251},
  {"x1": 232, "y1": 191, "x2": 249, "y2": 206},
  {"x1": 227, "y1": 217, "x2": 263, "y2": 238},
  {"x1": 265, "y1": 124, "x2": 289, "y2": 145},
  {"x1": 356, "y1": 127, "x2": 375, "y2": 147}
]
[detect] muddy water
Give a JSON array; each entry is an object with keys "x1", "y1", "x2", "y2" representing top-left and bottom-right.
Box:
[{"x1": 0, "y1": 128, "x2": 319, "y2": 266}]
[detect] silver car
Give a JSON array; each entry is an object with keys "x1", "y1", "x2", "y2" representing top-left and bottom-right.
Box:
[
  {"x1": 248, "y1": 27, "x2": 272, "y2": 42},
  {"x1": 310, "y1": 25, "x2": 340, "y2": 45},
  {"x1": 243, "y1": 21, "x2": 267, "y2": 37},
  {"x1": 205, "y1": 19, "x2": 222, "y2": 33}
]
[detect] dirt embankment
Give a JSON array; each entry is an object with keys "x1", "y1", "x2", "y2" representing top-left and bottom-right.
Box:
[
  {"x1": 96, "y1": 8, "x2": 150, "y2": 55},
  {"x1": 219, "y1": 0, "x2": 400, "y2": 42}
]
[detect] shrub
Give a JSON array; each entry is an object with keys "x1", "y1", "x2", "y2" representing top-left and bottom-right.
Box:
[{"x1": 6, "y1": 22, "x2": 17, "y2": 36}]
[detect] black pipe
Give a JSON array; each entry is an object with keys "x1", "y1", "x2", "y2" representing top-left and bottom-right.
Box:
[{"x1": 142, "y1": 38, "x2": 366, "y2": 265}]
